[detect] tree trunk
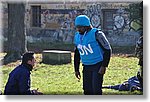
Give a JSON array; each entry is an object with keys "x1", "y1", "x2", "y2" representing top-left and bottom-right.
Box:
[{"x1": 3, "y1": 3, "x2": 27, "y2": 64}]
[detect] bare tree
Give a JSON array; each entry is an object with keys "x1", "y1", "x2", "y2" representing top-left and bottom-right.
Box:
[{"x1": 4, "y1": 3, "x2": 27, "y2": 64}]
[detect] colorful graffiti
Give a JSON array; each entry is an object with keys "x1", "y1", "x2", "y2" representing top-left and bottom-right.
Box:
[
  {"x1": 40, "y1": 8, "x2": 83, "y2": 43},
  {"x1": 129, "y1": 19, "x2": 142, "y2": 31},
  {"x1": 114, "y1": 15, "x2": 125, "y2": 30},
  {"x1": 38, "y1": 4, "x2": 103, "y2": 43},
  {"x1": 30, "y1": 3, "x2": 142, "y2": 44},
  {"x1": 25, "y1": 3, "x2": 141, "y2": 46},
  {"x1": 83, "y1": 4, "x2": 102, "y2": 28},
  {"x1": 112, "y1": 7, "x2": 142, "y2": 35},
  {"x1": 113, "y1": 8, "x2": 127, "y2": 34}
]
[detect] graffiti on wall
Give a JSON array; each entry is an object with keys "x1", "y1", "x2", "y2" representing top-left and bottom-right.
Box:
[
  {"x1": 84, "y1": 4, "x2": 102, "y2": 28},
  {"x1": 38, "y1": 3, "x2": 103, "y2": 43},
  {"x1": 129, "y1": 19, "x2": 142, "y2": 32},
  {"x1": 113, "y1": 8, "x2": 127, "y2": 34},
  {"x1": 39, "y1": 8, "x2": 83, "y2": 43},
  {"x1": 26, "y1": 3, "x2": 142, "y2": 46},
  {"x1": 113, "y1": 7, "x2": 142, "y2": 35}
]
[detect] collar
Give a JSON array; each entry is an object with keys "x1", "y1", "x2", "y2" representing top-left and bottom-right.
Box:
[{"x1": 21, "y1": 64, "x2": 33, "y2": 71}]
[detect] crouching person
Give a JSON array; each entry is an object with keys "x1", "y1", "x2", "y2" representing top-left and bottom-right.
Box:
[{"x1": 4, "y1": 52, "x2": 43, "y2": 95}]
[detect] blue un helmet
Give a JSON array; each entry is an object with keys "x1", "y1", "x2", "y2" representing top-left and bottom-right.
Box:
[{"x1": 75, "y1": 15, "x2": 91, "y2": 27}]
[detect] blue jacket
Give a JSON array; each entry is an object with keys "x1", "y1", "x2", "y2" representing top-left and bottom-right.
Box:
[{"x1": 4, "y1": 64, "x2": 33, "y2": 95}]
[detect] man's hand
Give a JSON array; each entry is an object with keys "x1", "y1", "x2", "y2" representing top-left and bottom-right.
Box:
[
  {"x1": 98, "y1": 66, "x2": 106, "y2": 74},
  {"x1": 75, "y1": 71, "x2": 81, "y2": 80},
  {"x1": 32, "y1": 88, "x2": 43, "y2": 95}
]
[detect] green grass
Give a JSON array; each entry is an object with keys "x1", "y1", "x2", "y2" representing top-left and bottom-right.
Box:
[{"x1": 0, "y1": 54, "x2": 142, "y2": 95}]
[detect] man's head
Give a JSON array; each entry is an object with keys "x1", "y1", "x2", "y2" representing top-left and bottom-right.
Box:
[
  {"x1": 75, "y1": 15, "x2": 92, "y2": 34},
  {"x1": 22, "y1": 52, "x2": 35, "y2": 67}
]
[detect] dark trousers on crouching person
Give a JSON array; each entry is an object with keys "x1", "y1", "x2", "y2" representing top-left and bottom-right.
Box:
[{"x1": 83, "y1": 62, "x2": 104, "y2": 95}]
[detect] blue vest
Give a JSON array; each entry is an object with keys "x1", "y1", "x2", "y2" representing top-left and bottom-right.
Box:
[{"x1": 74, "y1": 28, "x2": 103, "y2": 65}]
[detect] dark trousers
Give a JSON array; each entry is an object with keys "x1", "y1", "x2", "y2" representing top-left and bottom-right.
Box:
[{"x1": 83, "y1": 62, "x2": 104, "y2": 95}]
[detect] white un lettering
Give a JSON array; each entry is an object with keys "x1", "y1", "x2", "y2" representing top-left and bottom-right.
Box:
[{"x1": 77, "y1": 44, "x2": 93, "y2": 55}]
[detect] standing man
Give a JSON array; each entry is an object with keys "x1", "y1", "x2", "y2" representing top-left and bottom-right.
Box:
[
  {"x1": 74, "y1": 15, "x2": 111, "y2": 95},
  {"x1": 4, "y1": 52, "x2": 43, "y2": 95}
]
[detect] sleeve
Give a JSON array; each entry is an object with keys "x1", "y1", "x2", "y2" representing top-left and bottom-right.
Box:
[
  {"x1": 95, "y1": 30, "x2": 112, "y2": 67},
  {"x1": 18, "y1": 70, "x2": 33, "y2": 95},
  {"x1": 74, "y1": 46, "x2": 81, "y2": 72}
]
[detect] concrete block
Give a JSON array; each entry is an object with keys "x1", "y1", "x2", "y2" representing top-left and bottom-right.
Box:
[{"x1": 42, "y1": 50, "x2": 71, "y2": 65}]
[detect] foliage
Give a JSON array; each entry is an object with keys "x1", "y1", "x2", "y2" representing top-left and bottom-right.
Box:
[{"x1": 127, "y1": 2, "x2": 143, "y2": 20}]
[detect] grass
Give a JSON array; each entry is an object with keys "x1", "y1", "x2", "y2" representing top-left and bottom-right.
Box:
[{"x1": 0, "y1": 53, "x2": 142, "y2": 95}]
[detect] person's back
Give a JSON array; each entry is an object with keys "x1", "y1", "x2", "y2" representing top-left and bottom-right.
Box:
[{"x1": 4, "y1": 65, "x2": 31, "y2": 95}]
